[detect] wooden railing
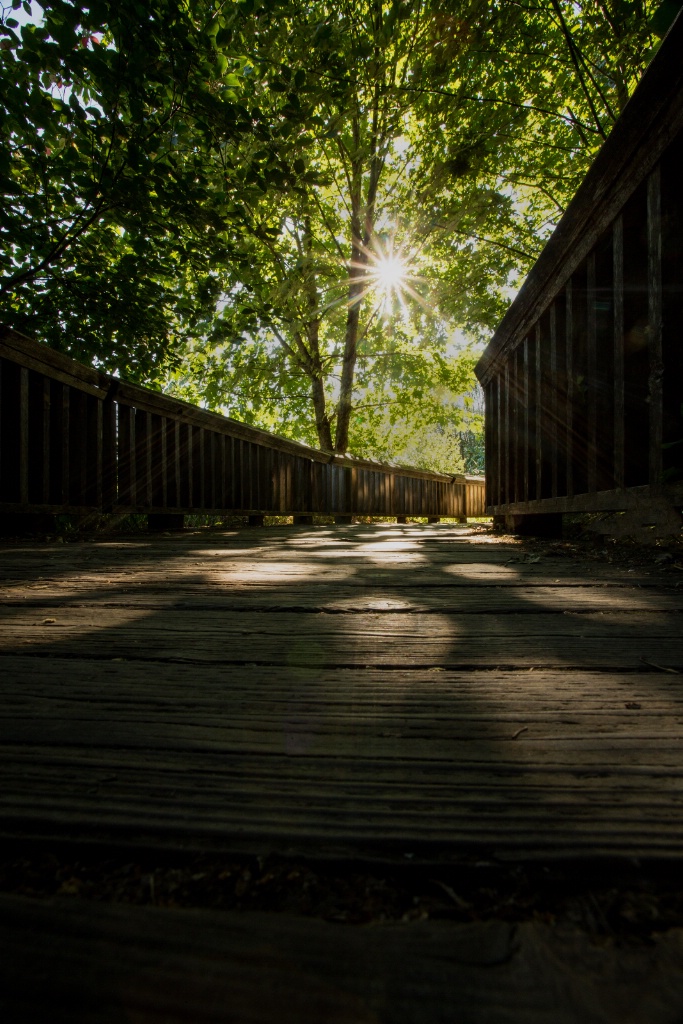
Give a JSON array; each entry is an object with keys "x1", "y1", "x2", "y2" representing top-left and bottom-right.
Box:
[
  {"x1": 0, "y1": 327, "x2": 485, "y2": 523},
  {"x1": 475, "y1": 12, "x2": 683, "y2": 522}
]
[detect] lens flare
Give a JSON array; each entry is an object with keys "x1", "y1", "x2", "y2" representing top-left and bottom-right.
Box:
[
  {"x1": 342, "y1": 235, "x2": 431, "y2": 319},
  {"x1": 372, "y1": 255, "x2": 407, "y2": 296}
]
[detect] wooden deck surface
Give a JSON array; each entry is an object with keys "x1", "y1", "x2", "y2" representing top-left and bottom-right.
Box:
[{"x1": 2, "y1": 523, "x2": 682, "y2": 863}]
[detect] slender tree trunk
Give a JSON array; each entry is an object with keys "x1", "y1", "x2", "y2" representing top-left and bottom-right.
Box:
[
  {"x1": 334, "y1": 247, "x2": 364, "y2": 454},
  {"x1": 311, "y1": 372, "x2": 334, "y2": 451},
  {"x1": 299, "y1": 211, "x2": 334, "y2": 452},
  {"x1": 334, "y1": 68, "x2": 383, "y2": 454}
]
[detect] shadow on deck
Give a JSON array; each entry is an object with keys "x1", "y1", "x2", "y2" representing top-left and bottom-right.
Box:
[
  {"x1": 1, "y1": 522, "x2": 682, "y2": 861},
  {"x1": 2, "y1": 523, "x2": 683, "y2": 1022}
]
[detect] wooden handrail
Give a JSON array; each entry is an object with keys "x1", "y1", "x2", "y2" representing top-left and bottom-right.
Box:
[
  {"x1": 475, "y1": 11, "x2": 683, "y2": 521},
  {"x1": 0, "y1": 326, "x2": 485, "y2": 520}
]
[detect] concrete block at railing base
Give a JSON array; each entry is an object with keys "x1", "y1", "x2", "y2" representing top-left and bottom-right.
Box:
[
  {"x1": 0, "y1": 513, "x2": 58, "y2": 536},
  {"x1": 334, "y1": 515, "x2": 353, "y2": 525},
  {"x1": 248, "y1": 514, "x2": 265, "y2": 527},
  {"x1": 494, "y1": 513, "x2": 563, "y2": 538},
  {"x1": 148, "y1": 514, "x2": 185, "y2": 532}
]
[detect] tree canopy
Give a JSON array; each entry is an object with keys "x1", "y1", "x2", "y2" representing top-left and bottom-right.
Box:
[{"x1": 0, "y1": 0, "x2": 666, "y2": 465}]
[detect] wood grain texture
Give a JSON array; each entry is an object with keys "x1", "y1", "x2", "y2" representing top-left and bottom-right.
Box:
[
  {"x1": 3, "y1": 894, "x2": 683, "y2": 1024},
  {"x1": 1, "y1": 525, "x2": 682, "y2": 861}
]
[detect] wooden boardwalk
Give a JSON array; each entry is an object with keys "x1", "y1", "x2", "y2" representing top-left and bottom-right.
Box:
[{"x1": 1, "y1": 523, "x2": 683, "y2": 863}]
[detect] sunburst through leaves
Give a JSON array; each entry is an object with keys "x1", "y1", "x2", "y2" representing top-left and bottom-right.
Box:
[{"x1": 348, "y1": 236, "x2": 432, "y2": 318}]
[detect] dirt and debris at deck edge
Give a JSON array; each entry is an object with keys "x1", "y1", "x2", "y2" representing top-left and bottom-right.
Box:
[{"x1": 2, "y1": 848, "x2": 683, "y2": 945}]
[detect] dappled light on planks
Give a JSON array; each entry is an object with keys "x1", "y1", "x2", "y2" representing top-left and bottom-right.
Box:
[{"x1": 0, "y1": 524, "x2": 682, "y2": 861}]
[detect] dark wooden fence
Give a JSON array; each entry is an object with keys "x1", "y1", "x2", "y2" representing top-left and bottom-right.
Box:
[
  {"x1": 0, "y1": 327, "x2": 485, "y2": 522},
  {"x1": 475, "y1": 12, "x2": 683, "y2": 523}
]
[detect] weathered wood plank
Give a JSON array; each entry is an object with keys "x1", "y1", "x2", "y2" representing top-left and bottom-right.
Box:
[
  {"x1": 4, "y1": 895, "x2": 683, "y2": 1024},
  {"x1": 2, "y1": 607, "x2": 681, "y2": 670},
  {"x1": 5, "y1": 705, "x2": 683, "y2": 751},
  {"x1": 2, "y1": 586, "x2": 681, "y2": 612},
  {"x1": 2, "y1": 658, "x2": 682, "y2": 704},
  {"x1": 4, "y1": 745, "x2": 683, "y2": 859}
]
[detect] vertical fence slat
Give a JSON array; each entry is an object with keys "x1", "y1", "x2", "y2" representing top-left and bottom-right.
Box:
[
  {"x1": 60, "y1": 386, "x2": 70, "y2": 506},
  {"x1": 565, "y1": 279, "x2": 574, "y2": 498},
  {"x1": 549, "y1": 303, "x2": 558, "y2": 498},
  {"x1": 19, "y1": 367, "x2": 29, "y2": 503},
  {"x1": 613, "y1": 215, "x2": 625, "y2": 489},
  {"x1": 102, "y1": 391, "x2": 117, "y2": 509},
  {"x1": 41, "y1": 376, "x2": 51, "y2": 504},
  {"x1": 27, "y1": 372, "x2": 42, "y2": 504},
  {"x1": 219, "y1": 434, "x2": 227, "y2": 509},
  {"x1": 198, "y1": 427, "x2": 206, "y2": 509},
  {"x1": 75, "y1": 391, "x2": 88, "y2": 505},
  {"x1": 136, "y1": 409, "x2": 152, "y2": 507},
  {"x1": 168, "y1": 420, "x2": 178, "y2": 508},
  {"x1": 1, "y1": 361, "x2": 20, "y2": 502},
  {"x1": 149, "y1": 414, "x2": 164, "y2": 509},
  {"x1": 285, "y1": 454, "x2": 292, "y2": 513},
  {"x1": 207, "y1": 432, "x2": 215, "y2": 510},
  {"x1": 495, "y1": 375, "x2": 502, "y2": 508},
  {"x1": 648, "y1": 165, "x2": 664, "y2": 488},
  {"x1": 586, "y1": 251, "x2": 598, "y2": 494},
  {"x1": 88, "y1": 394, "x2": 102, "y2": 507},
  {"x1": 269, "y1": 448, "x2": 278, "y2": 512},
  {"x1": 235, "y1": 438, "x2": 244, "y2": 510},
  {"x1": 118, "y1": 405, "x2": 134, "y2": 507},
  {"x1": 159, "y1": 417, "x2": 168, "y2": 508},
  {"x1": 240, "y1": 440, "x2": 248, "y2": 511},
  {"x1": 534, "y1": 324, "x2": 542, "y2": 502},
  {"x1": 522, "y1": 339, "x2": 529, "y2": 503},
  {"x1": 503, "y1": 363, "x2": 510, "y2": 505}
]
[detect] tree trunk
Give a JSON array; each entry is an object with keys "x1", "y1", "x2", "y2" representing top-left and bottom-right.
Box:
[
  {"x1": 334, "y1": 82, "x2": 383, "y2": 454},
  {"x1": 311, "y1": 373, "x2": 334, "y2": 452},
  {"x1": 334, "y1": 162, "x2": 366, "y2": 454},
  {"x1": 334, "y1": 277, "x2": 363, "y2": 454}
]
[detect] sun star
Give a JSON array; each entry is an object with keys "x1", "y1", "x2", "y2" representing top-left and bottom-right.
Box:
[
  {"x1": 373, "y1": 255, "x2": 407, "y2": 295},
  {"x1": 343, "y1": 235, "x2": 432, "y2": 316}
]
